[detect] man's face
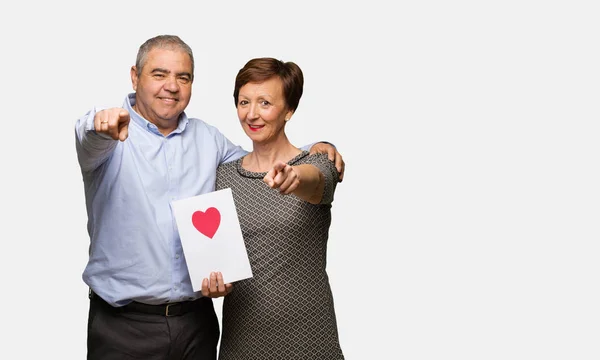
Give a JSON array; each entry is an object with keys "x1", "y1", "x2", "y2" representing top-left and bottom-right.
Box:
[{"x1": 131, "y1": 48, "x2": 193, "y2": 132}]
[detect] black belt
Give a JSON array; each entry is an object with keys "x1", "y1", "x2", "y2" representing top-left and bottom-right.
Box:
[{"x1": 90, "y1": 290, "x2": 203, "y2": 317}]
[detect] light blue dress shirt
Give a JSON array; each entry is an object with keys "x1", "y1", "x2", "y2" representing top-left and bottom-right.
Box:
[{"x1": 75, "y1": 94, "x2": 251, "y2": 307}]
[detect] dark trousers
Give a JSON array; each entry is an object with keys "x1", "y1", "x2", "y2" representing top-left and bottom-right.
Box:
[{"x1": 87, "y1": 293, "x2": 220, "y2": 360}]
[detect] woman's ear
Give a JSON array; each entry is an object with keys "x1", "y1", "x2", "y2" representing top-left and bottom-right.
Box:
[{"x1": 285, "y1": 110, "x2": 294, "y2": 122}]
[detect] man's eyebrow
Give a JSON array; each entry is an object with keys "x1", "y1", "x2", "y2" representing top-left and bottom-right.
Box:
[{"x1": 150, "y1": 67, "x2": 170, "y2": 74}]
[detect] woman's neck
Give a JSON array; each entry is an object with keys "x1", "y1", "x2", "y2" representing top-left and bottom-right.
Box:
[{"x1": 243, "y1": 137, "x2": 301, "y2": 172}]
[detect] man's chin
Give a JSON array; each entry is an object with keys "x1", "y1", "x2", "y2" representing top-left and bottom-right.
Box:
[{"x1": 157, "y1": 111, "x2": 182, "y2": 123}]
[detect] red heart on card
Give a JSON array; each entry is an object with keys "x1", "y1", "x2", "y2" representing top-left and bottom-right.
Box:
[{"x1": 191, "y1": 207, "x2": 221, "y2": 239}]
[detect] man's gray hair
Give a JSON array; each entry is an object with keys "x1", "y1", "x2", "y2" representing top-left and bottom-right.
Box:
[{"x1": 135, "y1": 35, "x2": 194, "y2": 79}]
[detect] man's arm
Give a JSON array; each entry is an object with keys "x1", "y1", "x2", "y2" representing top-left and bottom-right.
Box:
[
  {"x1": 220, "y1": 137, "x2": 249, "y2": 164},
  {"x1": 210, "y1": 125, "x2": 249, "y2": 165},
  {"x1": 75, "y1": 107, "x2": 128, "y2": 173},
  {"x1": 215, "y1": 132, "x2": 345, "y2": 181}
]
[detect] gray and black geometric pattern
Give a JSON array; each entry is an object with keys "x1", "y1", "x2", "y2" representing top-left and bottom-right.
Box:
[{"x1": 215, "y1": 151, "x2": 344, "y2": 360}]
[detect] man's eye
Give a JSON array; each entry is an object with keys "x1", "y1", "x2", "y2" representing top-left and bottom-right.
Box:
[{"x1": 261, "y1": 101, "x2": 270, "y2": 106}]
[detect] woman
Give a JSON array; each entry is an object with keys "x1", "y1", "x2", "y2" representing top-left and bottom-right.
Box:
[{"x1": 215, "y1": 57, "x2": 344, "y2": 360}]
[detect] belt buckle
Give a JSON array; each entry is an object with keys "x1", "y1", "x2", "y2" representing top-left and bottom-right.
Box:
[{"x1": 165, "y1": 303, "x2": 174, "y2": 317}]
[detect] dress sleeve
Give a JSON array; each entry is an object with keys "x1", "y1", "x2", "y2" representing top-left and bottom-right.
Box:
[{"x1": 306, "y1": 153, "x2": 340, "y2": 205}]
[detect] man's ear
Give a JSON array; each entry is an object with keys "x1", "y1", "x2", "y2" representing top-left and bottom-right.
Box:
[{"x1": 130, "y1": 66, "x2": 138, "y2": 91}]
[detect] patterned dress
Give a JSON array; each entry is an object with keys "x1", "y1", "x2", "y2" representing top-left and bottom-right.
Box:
[{"x1": 215, "y1": 151, "x2": 345, "y2": 360}]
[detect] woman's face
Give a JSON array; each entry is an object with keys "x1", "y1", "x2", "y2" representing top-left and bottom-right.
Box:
[{"x1": 236, "y1": 77, "x2": 293, "y2": 144}]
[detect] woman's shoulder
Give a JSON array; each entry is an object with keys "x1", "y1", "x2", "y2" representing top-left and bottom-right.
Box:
[
  {"x1": 217, "y1": 158, "x2": 239, "y2": 172},
  {"x1": 297, "y1": 151, "x2": 334, "y2": 167}
]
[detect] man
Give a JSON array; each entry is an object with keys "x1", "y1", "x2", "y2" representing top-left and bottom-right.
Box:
[{"x1": 74, "y1": 34, "x2": 344, "y2": 360}]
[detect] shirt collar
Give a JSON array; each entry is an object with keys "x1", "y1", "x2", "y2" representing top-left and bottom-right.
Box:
[{"x1": 124, "y1": 93, "x2": 189, "y2": 136}]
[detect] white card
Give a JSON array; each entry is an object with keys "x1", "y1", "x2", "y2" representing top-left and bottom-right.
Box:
[{"x1": 171, "y1": 188, "x2": 253, "y2": 291}]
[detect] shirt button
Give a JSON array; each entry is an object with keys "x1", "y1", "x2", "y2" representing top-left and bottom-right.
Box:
[{"x1": 175, "y1": 254, "x2": 180, "y2": 259}]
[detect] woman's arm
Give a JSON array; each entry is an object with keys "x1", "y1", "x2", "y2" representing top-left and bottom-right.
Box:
[{"x1": 263, "y1": 162, "x2": 325, "y2": 204}]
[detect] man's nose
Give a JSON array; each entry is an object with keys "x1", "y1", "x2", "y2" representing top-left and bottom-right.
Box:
[{"x1": 163, "y1": 76, "x2": 179, "y2": 92}]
